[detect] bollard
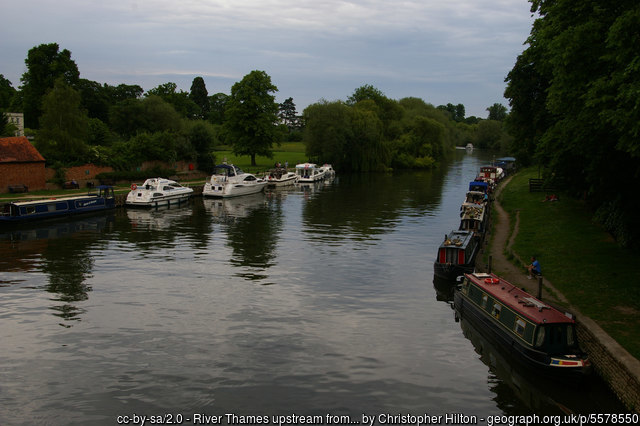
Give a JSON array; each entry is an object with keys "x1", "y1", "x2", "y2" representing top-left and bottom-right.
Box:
[{"x1": 537, "y1": 276, "x2": 543, "y2": 299}]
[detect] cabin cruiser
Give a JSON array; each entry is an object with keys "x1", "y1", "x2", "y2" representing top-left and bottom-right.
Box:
[
  {"x1": 203, "y1": 164, "x2": 267, "y2": 198},
  {"x1": 319, "y1": 164, "x2": 336, "y2": 178},
  {"x1": 126, "y1": 178, "x2": 193, "y2": 208},
  {"x1": 295, "y1": 163, "x2": 325, "y2": 183},
  {"x1": 265, "y1": 167, "x2": 298, "y2": 187}
]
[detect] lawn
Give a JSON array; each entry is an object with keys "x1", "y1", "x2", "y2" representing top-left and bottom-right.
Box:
[
  {"x1": 499, "y1": 168, "x2": 640, "y2": 358},
  {"x1": 213, "y1": 142, "x2": 309, "y2": 173}
]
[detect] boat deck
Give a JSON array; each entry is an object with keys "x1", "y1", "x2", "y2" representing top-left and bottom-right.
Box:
[{"x1": 466, "y1": 272, "x2": 574, "y2": 325}]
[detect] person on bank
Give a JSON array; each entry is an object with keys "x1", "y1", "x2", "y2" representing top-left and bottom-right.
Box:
[{"x1": 527, "y1": 256, "x2": 541, "y2": 279}]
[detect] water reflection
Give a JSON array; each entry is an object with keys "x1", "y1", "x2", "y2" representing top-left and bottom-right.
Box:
[
  {"x1": 301, "y1": 172, "x2": 446, "y2": 247},
  {"x1": 456, "y1": 312, "x2": 626, "y2": 414},
  {"x1": 0, "y1": 213, "x2": 115, "y2": 322},
  {"x1": 205, "y1": 194, "x2": 283, "y2": 282}
]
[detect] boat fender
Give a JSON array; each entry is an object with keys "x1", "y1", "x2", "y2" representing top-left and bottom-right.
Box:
[
  {"x1": 131, "y1": 184, "x2": 137, "y2": 191},
  {"x1": 484, "y1": 278, "x2": 499, "y2": 284}
]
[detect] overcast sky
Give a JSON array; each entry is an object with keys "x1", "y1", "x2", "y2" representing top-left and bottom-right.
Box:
[{"x1": 1, "y1": 0, "x2": 535, "y2": 118}]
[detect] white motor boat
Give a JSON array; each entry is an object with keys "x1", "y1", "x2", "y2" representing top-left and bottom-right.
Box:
[
  {"x1": 203, "y1": 164, "x2": 267, "y2": 198},
  {"x1": 319, "y1": 164, "x2": 335, "y2": 178},
  {"x1": 265, "y1": 168, "x2": 298, "y2": 187},
  {"x1": 126, "y1": 177, "x2": 193, "y2": 208},
  {"x1": 295, "y1": 163, "x2": 326, "y2": 183}
]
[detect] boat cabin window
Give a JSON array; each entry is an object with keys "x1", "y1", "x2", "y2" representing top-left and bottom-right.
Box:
[
  {"x1": 491, "y1": 303, "x2": 502, "y2": 319},
  {"x1": 481, "y1": 293, "x2": 488, "y2": 309},
  {"x1": 514, "y1": 318, "x2": 526, "y2": 337},
  {"x1": 243, "y1": 175, "x2": 257, "y2": 182},
  {"x1": 535, "y1": 327, "x2": 545, "y2": 347},
  {"x1": 163, "y1": 186, "x2": 173, "y2": 191}
]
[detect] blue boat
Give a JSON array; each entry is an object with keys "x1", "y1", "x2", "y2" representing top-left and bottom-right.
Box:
[{"x1": 0, "y1": 186, "x2": 116, "y2": 224}]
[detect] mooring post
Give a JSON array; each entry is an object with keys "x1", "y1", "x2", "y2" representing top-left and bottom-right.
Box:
[{"x1": 537, "y1": 276, "x2": 543, "y2": 299}]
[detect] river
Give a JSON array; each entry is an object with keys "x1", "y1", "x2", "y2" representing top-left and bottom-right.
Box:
[{"x1": 0, "y1": 150, "x2": 626, "y2": 425}]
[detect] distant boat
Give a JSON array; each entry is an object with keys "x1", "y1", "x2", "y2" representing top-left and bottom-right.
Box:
[
  {"x1": 126, "y1": 178, "x2": 193, "y2": 208},
  {"x1": 295, "y1": 163, "x2": 326, "y2": 183},
  {"x1": 203, "y1": 164, "x2": 267, "y2": 198},
  {"x1": 466, "y1": 143, "x2": 474, "y2": 151},
  {"x1": 454, "y1": 272, "x2": 591, "y2": 379},
  {"x1": 1, "y1": 186, "x2": 116, "y2": 224},
  {"x1": 265, "y1": 167, "x2": 298, "y2": 187}
]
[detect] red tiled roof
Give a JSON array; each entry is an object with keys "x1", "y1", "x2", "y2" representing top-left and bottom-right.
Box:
[{"x1": 0, "y1": 137, "x2": 46, "y2": 163}]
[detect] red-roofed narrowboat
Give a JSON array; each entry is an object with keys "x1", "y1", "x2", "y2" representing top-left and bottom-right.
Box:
[{"x1": 454, "y1": 272, "x2": 591, "y2": 379}]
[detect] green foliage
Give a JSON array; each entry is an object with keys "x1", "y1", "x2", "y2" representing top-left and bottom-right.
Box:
[
  {"x1": 36, "y1": 78, "x2": 89, "y2": 164},
  {"x1": 95, "y1": 167, "x2": 177, "y2": 183},
  {"x1": 109, "y1": 95, "x2": 183, "y2": 138},
  {"x1": 504, "y1": 0, "x2": 640, "y2": 246},
  {"x1": 486, "y1": 103, "x2": 507, "y2": 121},
  {"x1": 189, "y1": 77, "x2": 210, "y2": 120},
  {"x1": 223, "y1": 70, "x2": 281, "y2": 166},
  {"x1": 20, "y1": 43, "x2": 80, "y2": 129},
  {"x1": 0, "y1": 74, "x2": 17, "y2": 109},
  {"x1": 146, "y1": 82, "x2": 199, "y2": 119}
]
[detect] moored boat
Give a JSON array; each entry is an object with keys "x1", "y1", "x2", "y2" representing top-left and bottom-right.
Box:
[
  {"x1": 126, "y1": 178, "x2": 193, "y2": 208},
  {"x1": 454, "y1": 272, "x2": 591, "y2": 379},
  {"x1": 265, "y1": 167, "x2": 298, "y2": 187},
  {"x1": 433, "y1": 230, "x2": 479, "y2": 281},
  {"x1": 1, "y1": 186, "x2": 116, "y2": 224},
  {"x1": 459, "y1": 202, "x2": 487, "y2": 242},
  {"x1": 295, "y1": 163, "x2": 325, "y2": 183},
  {"x1": 203, "y1": 164, "x2": 267, "y2": 198},
  {"x1": 319, "y1": 164, "x2": 336, "y2": 178}
]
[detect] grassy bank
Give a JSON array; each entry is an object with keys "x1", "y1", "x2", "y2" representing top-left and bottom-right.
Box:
[
  {"x1": 498, "y1": 168, "x2": 639, "y2": 358},
  {"x1": 213, "y1": 142, "x2": 309, "y2": 173}
]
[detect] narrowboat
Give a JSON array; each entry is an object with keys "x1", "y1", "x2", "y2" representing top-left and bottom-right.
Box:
[
  {"x1": 433, "y1": 230, "x2": 479, "y2": 281},
  {"x1": 478, "y1": 165, "x2": 504, "y2": 184},
  {"x1": 454, "y1": 272, "x2": 591, "y2": 379},
  {"x1": 459, "y1": 202, "x2": 487, "y2": 242},
  {"x1": 469, "y1": 180, "x2": 490, "y2": 195},
  {"x1": 0, "y1": 186, "x2": 116, "y2": 225}
]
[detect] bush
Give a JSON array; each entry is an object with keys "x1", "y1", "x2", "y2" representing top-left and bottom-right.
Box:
[{"x1": 95, "y1": 166, "x2": 177, "y2": 183}]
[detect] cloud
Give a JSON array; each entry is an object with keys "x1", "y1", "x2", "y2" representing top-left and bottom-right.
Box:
[{"x1": 0, "y1": 0, "x2": 534, "y2": 116}]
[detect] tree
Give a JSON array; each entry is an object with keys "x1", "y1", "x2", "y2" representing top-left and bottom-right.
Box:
[
  {"x1": 20, "y1": 43, "x2": 80, "y2": 128},
  {"x1": 36, "y1": 78, "x2": 89, "y2": 163},
  {"x1": 189, "y1": 77, "x2": 210, "y2": 120},
  {"x1": 208, "y1": 93, "x2": 229, "y2": 124},
  {"x1": 0, "y1": 74, "x2": 17, "y2": 109},
  {"x1": 223, "y1": 70, "x2": 281, "y2": 166},
  {"x1": 303, "y1": 100, "x2": 353, "y2": 169},
  {"x1": 109, "y1": 95, "x2": 183, "y2": 138},
  {"x1": 279, "y1": 97, "x2": 298, "y2": 130},
  {"x1": 146, "y1": 82, "x2": 199, "y2": 119},
  {"x1": 486, "y1": 103, "x2": 507, "y2": 121}
]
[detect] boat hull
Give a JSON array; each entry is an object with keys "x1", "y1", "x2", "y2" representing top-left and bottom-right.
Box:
[
  {"x1": 125, "y1": 192, "x2": 192, "y2": 208},
  {"x1": 1, "y1": 189, "x2": 116, "y2": 225},
  {"x1": 454, "y1": 287, "x2": 590, "y2": 380},
  {"x1": 202, "y1": 181, "x2": 267, "y2": 198}
]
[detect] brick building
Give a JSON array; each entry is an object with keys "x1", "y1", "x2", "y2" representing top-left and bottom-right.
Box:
[{"x1": 0, "y1": 136, "x2": 46, "y2": 193}]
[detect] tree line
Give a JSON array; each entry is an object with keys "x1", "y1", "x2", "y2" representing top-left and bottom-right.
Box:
[
  {"x1": 504, "y1": 0, "x2": 640, "y2": 248},
  {"x1": 1, "y1": 43, "x2": 510, "y2": 174}
]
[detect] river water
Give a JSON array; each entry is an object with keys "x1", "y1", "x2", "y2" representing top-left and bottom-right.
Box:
[{"x1": 0, "y1": 151, "x2": 626, "y2": 425}]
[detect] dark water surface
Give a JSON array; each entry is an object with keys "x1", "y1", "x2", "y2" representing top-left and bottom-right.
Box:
[{"x1": 1, "y1": 151, "x2": 625, "y2": 425}]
